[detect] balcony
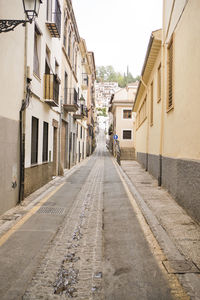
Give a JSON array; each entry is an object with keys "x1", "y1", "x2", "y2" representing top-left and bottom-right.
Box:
[
  {"x1": 44, "y1": 74, "x2": 60, "y2": 107},
  {"x1": 73, "y1": 105, "x2": 88, "y2": 120},
  {"x1": 63, "y1": 88, "x2": 79, "y2": 112},
  {"x1": 82, "y1": 73, "x2": 88, "y2": 90},
  {"x1": 46, "y1": 0, "x2": 61, "y2": 38}
]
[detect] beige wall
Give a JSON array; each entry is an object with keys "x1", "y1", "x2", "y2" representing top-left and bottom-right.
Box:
[
  {"x1": 163, "y1": 0, "x2": 188, "y2": 43},
  {"x1": 0, "y1": 0, "x2": 25, "y2": 120},
  {"x1": 135, "y1": 49, "x2": 162, "y2": 156},
  {"x1": 116, "y1": 106, "x2": 134, "y2": 148},
  {"x1": 162, "y1": 0, "x2": 200, "y2": 160},
  {"x1": 0, "y1": 0, "x2": 26, "y2": 213}
]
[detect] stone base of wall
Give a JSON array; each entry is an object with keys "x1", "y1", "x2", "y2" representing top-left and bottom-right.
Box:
[
  {"x1": 24, "y1": 162, "x2": 54, "y2": 198},
  {"x1": 137, "y1": 152, "x2": 200, "y2": 223},
  {"x1": 137, "y1": 152, "x2": 147, "y2": 170},
  {"x1": 120, "y1": 147, "x2": 135, "y2": 160},
  {"x1": 0, "y1": 116, "x2": 20, "y2": 215}
]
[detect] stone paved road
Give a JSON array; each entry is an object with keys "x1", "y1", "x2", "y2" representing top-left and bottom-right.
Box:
[{"x1": 0, "y1": 132, "x2": 189, "y2": 299}]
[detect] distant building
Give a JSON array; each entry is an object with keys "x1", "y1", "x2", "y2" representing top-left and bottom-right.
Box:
[
  {"x1": 109, "y1": 82, "x2": 138, "y2": 159},
  {"x1": 95, "y1": 82, "x2": 119, "y2": 108}
]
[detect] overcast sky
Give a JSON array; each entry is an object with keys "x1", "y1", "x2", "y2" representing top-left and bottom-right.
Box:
[{"x1": 72, "y1": 0, "x2": 162, "y2": 77}]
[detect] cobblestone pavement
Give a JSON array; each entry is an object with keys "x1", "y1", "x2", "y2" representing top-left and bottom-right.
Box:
[{"x1": 23, "y1": 147, "x2": 104, "y2": 300}]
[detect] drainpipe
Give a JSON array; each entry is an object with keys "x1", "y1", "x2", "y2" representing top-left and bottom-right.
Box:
[
  {"x1": 145, "y1": 84, "x2": 150, "y2": 172},
  {"x1": 19, "y1": 22, "x2": 28, "y2": 203},
  {"x1": 58, "y1": 97, "x2": 63, "y2": 176},
  {"x1": 158, "y1": 12, "x2": 166, "y2": 186}
]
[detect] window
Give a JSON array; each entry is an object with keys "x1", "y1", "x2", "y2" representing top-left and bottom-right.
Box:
[
  {"x1": 123, "y1": 109, "x2": 132, "y2": 119},
  {"x1": 63, "y1": 20, "x2": 67, "y2": 47},
  {"x1": 33, "y1": 26, "x2": 41, "y2": 77},
  {"x1": 123, "y1": 130, "x2": 132, "y2": 140},
  {"x1": 80, "y1": 126, "x2": 83, "y2": 139},
  {"x1": 46, "y1": 0, "x2": 52, "y2": 21},
  {"x1": 157, "y1": 64, "x2": 161, "y2": 102},
  {"x1": 31, "y1": 117, "x2": 39, "y2": 164},
  {"x1": 167, "y1": 39, "x2": 173, "y2": 109},
  {"x1": 74, "y1": 48, "x2": 77, "y2": 74},
  {"x1": 45, "y1": 46, "x2": 51, "y2": 74},
  {"x1": 64, "y1": 72, "x2": 68, "y2": 104},
  {"x1": 76, "y1": 124, "x2": 79, "y2": 137},
  {"x1": 150, "y1": 81, "x2": 154, "y2": 126},
  {"x1": 42, "y1": 122, "x2": 49, "y2": 162},
  {"x1": 68, "y1": 31, "x2": 71, "y2": 58}
]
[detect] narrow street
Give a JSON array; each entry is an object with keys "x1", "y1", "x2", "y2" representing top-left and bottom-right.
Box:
[{"x1": 0, "y1": 132, "x2": 189, "y2": 299}]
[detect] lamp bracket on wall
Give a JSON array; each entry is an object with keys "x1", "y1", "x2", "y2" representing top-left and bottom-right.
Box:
[{"x1": 0, "y1": 20, "x2": 28, "y2": 33}]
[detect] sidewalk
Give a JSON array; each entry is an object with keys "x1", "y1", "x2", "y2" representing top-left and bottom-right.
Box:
[
  {"x1": 0, "y1": 157, "x2": 90, "y2": 240},
  {"x1": 120, "y1": 160, "x2": 200, "y2": 299}
]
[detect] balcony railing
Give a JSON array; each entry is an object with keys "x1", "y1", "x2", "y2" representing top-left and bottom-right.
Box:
[
  {"x1": 46, "y1": 0, "x2": 61, "y2": 38},
  {"x1": 63, "y1": 88, "x2": 79, "y2": 112},
  {"x1": 44, "y1": 74, "x2": 60, "y2": 107},
  {"x1": 81, "y1": 105, "x2": 88, "y2": 117}
]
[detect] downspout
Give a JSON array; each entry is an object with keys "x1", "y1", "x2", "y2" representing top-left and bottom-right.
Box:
[
  {"x1": 141, "y1": 78, "x2": 149, "y2": 171},
  {"x1": 19, "y1": 22, "x2": 28, "y2": 203},
  {"x1": 158, "y1": 9, "x2": 166, "y2": 186},
  {"x1": 145, "y1": 85, "x2": 149, "y2": 172}
]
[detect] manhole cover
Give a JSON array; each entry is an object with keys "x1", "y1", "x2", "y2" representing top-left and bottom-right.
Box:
[
  {"x1": 37, "y1": 206, "x2": 66, "y2": 215},
  {"x1": 163, "y1": 260, "x2": 200, "y2": 274}
]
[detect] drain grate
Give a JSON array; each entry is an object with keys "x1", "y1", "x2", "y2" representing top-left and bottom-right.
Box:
[
  {"x1": 163, "y1": 260, "x2": 200, "y2": 274},
  {"x1": 37, "y1": 206, "x2": 66, "y2": 215}
]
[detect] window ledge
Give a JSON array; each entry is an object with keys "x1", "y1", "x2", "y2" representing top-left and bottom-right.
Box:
[
  {"x1": 157, "y1": 97, "x2": 161, "y2": 103},
  {"x1": 166, "y1": 105, "x2": 174, "y2": 113},
  {"x1": 33, "y1": 72, "x2": 41, "y2": 82}
]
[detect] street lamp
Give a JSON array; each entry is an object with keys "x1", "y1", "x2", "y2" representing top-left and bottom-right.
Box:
[
  {"x1": 0, "y1": 0, "x2": 42, "y2": 33},
  {"x1": 79, "y1": 95, "x2": 86, "y2": 106}
]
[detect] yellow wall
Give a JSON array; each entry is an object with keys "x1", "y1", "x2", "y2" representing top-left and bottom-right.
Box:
[
  {"x1": 135, "y1": 49, "x2": 162, "y2": 155},
  {"x1": 162, "y1": 0, "x2": 200, "y2": 160},
  {"x1": 116, "y1": 106, "x2": 134, "y2": 148}
]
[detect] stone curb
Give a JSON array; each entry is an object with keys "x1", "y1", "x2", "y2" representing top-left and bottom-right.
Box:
[{"x1": 115, "y1": 159, "x2": 200, "y2": 300}]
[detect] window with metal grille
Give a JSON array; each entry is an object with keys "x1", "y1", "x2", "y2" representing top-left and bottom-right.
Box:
[
  {"x1": 43, "y1": 122, "x2": 49, "y2": 162},
  {"x1": 157, "y1": 64, "x2": 161, "y2": 102},
  {"x1": 123, "y1": 109, "x2": 132, "y2": 119},
  {"x1": 123, "y1": 130, "x2": 132, "y2": 140},
  {"x1": 31, "y1": 117, "x2": 39, "y2": 164},
  {"x1": 150, "y1": 81, "x2": 154, "y2": 126},
  {"x1": 168, "y1": 40, "x2": 173, "y2": 109}
]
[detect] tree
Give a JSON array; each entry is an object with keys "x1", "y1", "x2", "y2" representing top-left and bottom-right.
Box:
[{"x1": 96, "y1": 65, "x2": 140, "y2": 87}]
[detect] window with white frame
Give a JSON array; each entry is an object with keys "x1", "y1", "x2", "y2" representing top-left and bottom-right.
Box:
[
  {"x1": 33, "y1": 26, "x2": 41, "y2": 77},
  {"x1": 31, "y1": 117, "x2": 39, "y2": 164},
  {"x1": 123, "y1": 109, "x2": 132, "y2": 119}
]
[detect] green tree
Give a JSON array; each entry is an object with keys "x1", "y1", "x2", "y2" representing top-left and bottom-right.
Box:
[{"x1": 96, "y1": 65, "x2": 140, "y2": 87}]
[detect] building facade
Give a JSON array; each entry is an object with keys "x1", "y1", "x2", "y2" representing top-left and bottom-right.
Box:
[
  {"x1": 109, "y1": 83, "x2": 138, "y2": 160},
  {"x1": 0, "y1": 0, "x2": 96, "y2": 215},
  {"x1": 134, "y1": 0, "x2": 200, "y2": 223}
]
